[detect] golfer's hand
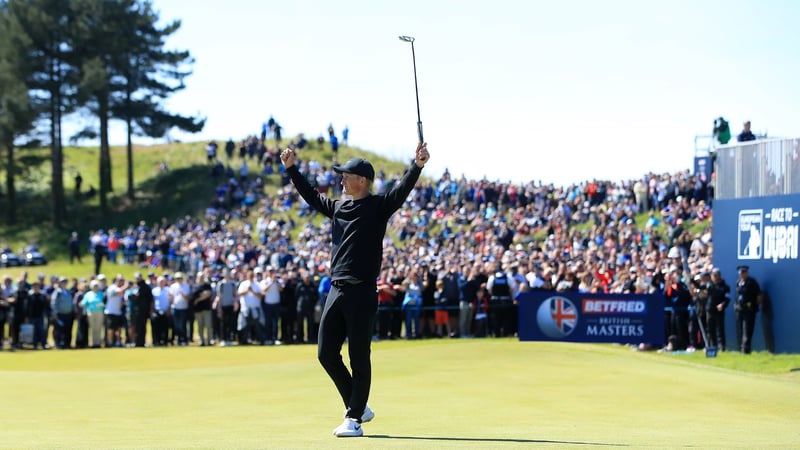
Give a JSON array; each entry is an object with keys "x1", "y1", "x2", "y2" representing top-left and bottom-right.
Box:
[
  {"x1": 280, "y1": 147, "x2": 297, "y2": 168},
  {"x1": 415, "y1": 142, "x2": 429, "y2": 168}
]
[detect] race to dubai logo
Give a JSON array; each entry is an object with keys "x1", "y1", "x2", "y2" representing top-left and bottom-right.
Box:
[
  {"x1": 738, "y1": 209, "x2": 763, "y2": 260},
  {"x1": 536, "y1": 296, "x2": 578, "y2": 338}
]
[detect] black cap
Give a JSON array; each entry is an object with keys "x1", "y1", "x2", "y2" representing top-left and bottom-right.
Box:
[
  {"x1": 333, "y1": 158, "x2": 375, "y2": 181},
  {"x1": 737, "y1": 265, "x2": 749, "y2": 272}
]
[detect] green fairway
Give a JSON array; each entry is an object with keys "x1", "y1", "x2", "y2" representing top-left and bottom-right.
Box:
[{"x1": 1, "y1": 340, "x2": 798, "y2": 449}]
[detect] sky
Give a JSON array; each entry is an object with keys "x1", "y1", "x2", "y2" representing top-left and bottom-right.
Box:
[{"x1": 96, "y1": 0, "x2": 800, "y2": 186}]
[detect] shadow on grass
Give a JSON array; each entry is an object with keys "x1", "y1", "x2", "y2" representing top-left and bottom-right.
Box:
[{"x1": 366, "y1": 434, "x2": 627, "y2": 446}]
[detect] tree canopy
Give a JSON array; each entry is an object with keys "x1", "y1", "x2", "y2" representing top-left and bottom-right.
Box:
[{"x1": 0, "y1": 0, "x2": 204, "y2": 222}]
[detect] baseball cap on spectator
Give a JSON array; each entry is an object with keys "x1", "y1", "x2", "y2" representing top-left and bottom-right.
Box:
[
  {"x1": 174, "y1": 272, "x2": 184, "y2": 279},
  {"x1": 97, "y1": 274, "x2": 106, "y2": 281},
  {"x1": 333, "y1": 158, "x2": 375, "y2": 181},
  {"x1": 737, "y1": 265, "x2": 749, "y2": 273},
  {"x1": 711, "y1": 267, "x2": 721, "y2": 275},
  {"x1": 254, "y1": 267, "x2": 263, "y2": 274},
  {"x1": 58, "y1": 276, "x2": 68, "y2": 282}
]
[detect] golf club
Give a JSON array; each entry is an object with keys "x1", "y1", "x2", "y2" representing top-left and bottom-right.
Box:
[{"x1": 398, "y1": 35, "x2": 423, "y2": 143}]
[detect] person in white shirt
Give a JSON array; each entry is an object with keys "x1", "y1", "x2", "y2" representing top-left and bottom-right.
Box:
[
  {"x1": 260, "y1": 266, "x2": 283, "y2": 344},
  {"x1": 151, "y1": 276, "x2": 171, "y2": 346},
  {"x1": 104, "y1": 275, "x2": 126, "y2": 347},
  {"x1": 237, "y1": 268, "x2": 264, "y2": 344},
  {"x1": 169, "y1": 272, "x2": 191, "y2": 346}
]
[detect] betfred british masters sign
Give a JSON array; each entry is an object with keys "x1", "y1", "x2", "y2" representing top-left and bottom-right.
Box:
[{"x1": 518, "y1": 291, "x2": 664, "y2": 345}]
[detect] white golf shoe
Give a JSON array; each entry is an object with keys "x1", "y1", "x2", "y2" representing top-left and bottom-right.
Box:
[
  {"x1": 361, "y1": 405, "x2": 375, "y2": 423},
  {"x1": 343, "y1": 405, "x2": 374, "y2": 423},
  {"x1": 332, "y1": 417, "x2": 363, "y2": 437}
]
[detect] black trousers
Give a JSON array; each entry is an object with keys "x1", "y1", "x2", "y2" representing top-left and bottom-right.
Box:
[
  {"x1": 671, "y1": 311, "x2": 690, "y2": 350},
  {"x1": 706, "y1": 311, "x2": 726, "y2": 350},
  {"x1": 151, "y1": 313, "x2": 169, "y2": 346},
  {"x1": 221, "y1": 306, "x2": 236, "y2": 342},
  {"x1": 75, "y1": 315, "x2": 89, "y2": 348},
  {"x1": 54, "y1": 313, "x2": 75, "y2": 348},
  {"x1": 376, "y1": 303, "x2": 393, "y2": 339},
  {"x1": 0, "y1": 310, "x2": 6, "y2": 348},
  {"x1": 736, "y1": 310, "x2": 757, "y2": 353},
  {"x1": 318, "y1": 282, "x2": 377, "y2": 422},
  {"x1": 296, "y1": 307, "x2": 315, "y2": 343}
]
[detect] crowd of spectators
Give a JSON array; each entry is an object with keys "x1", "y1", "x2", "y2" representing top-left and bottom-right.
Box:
[{"x1": 0, "y1": 132, "x2": 720, "y2": 352}]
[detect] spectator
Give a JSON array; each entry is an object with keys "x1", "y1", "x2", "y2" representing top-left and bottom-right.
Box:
[
  {"x1": 50, "y1": 277, "x2": 75, "y2": 349},
  {"x1": 279, "y1": 268, "x2": 298, "y2": 344},
  {"x1": 214, "y1": 270, "x2": 238, "y2": 347},
  {"x1": 27, "y1": 281, "x2": 51, "y2": 349},
  {"x1": 295, "y1": 270, "x2": 317, "y2": 344},
  {"x1": 191, "y1": 273, "x2": 213, "y2": 346},
  {"x1": 0, "y1": 276, "x2": 14, "y2": 350},
  {"x1": 375, "y1": 269, "x2": 396, "y2": 340},
  {"x1": 433, "y1": 279, "x2": 450, "y2": 338},
  {"x1": 261, "y1": 266, "x2": 283, "y2": 345},
  {"x1": 237, "y1": 268, "x2": 264, "y2": 345},
  {"x1": 169, "y1": 272, "x2": 191, "y2": 346},
  {"x1": 104, "y1": 275, "x2": 126, "y2": 347},
  {"x1": 68, "y1": 232, "x2": 82, "y2": 264},
  {"x1": 402, "y1": 268, "x2": 423, "y2": 339},
  {"x1": 473, "y1": 287, "x2": 489, "y2": 338},
  {"x1": 80, "y1": 280, "x2": 105, "y2": 348},
  {"x1": 225, "y1": 138, "x2": 235, "y2": 160},
  {"x1": 151, "y1": 276, "x2": 170, "y2": 346},
  {"x1": 737, "y1": 120, "x2": 756, "y2": 142}
]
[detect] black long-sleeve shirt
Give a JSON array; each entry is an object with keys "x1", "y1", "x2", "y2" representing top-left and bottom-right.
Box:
[{"x1": 287, "y1": 162, "x2": 422, "y2": 284}]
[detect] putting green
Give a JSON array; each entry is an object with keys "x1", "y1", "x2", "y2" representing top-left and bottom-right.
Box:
[{"x1": 1, "y1": 339, "x2": 798, "y2": 448}]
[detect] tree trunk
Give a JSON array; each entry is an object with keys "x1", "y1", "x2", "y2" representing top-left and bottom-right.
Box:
[
  {"x1": 126, "y1": 115, "x2": 134, "y2": 200},
  {"x1": 51, "y1": 99, "x2": 66, "y2": 227},
  {"x1": 49, "y1": 43, "x2": 66, "y2": 227},
  {"x1": 99, "y1": 98, "x2": 111, "y2": 215},
  {"x1": 3, "y1": 138, "x2": 16, "y2": 225}
]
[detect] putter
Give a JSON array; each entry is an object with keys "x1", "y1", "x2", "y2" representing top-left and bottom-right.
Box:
[{"x1": 398, "y1": 35, "x2": 423, "y2": 143}]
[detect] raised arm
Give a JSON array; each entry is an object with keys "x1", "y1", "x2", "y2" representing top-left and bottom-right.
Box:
[
  {"x1": 280, "y1": 147, "x2": 336, "y2": 218},
  {"x1": 382, "y1": 142, "x2": 429, "y2": 217}
]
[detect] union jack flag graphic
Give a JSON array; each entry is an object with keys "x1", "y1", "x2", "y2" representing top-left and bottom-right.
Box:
[{"x1": 548, "y1": 297, "x2": 577, "y2": 335}]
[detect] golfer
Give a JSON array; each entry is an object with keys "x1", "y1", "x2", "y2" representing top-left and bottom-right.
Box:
[{"x1": 280, "y1": 142, "x2": 429, "y2": 437}]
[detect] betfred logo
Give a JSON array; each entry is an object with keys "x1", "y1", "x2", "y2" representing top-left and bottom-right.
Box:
[{"x1": 582, "y1": 299, "x2": 646, "y2": 314}]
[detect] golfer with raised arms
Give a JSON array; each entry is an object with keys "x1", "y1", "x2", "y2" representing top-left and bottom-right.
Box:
[{"x1": 280, "y1": 141, "x2": 429, "y2": 437}]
